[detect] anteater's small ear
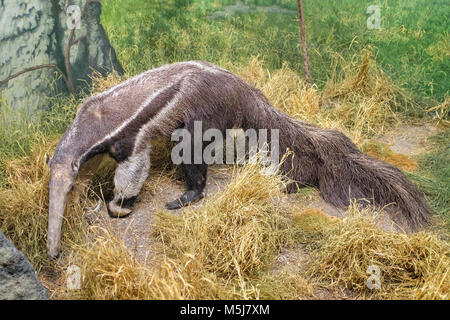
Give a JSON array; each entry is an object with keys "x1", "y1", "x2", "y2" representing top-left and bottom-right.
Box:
[
  {"x1": 45, "y1": 153, "x2": 52, "y2": 167},
  {"x1": 71, "y1": 159, "x2": 79, "y2": 172}
]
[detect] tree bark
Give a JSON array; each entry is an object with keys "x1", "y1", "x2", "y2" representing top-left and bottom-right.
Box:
[{"x1": 0, "y1": 0, "x2": 123, "y2": 117}]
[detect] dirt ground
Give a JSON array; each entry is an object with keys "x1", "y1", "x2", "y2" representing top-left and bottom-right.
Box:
[{"x1": 378, "y1": 123, "x2": 440, "y2": 156}]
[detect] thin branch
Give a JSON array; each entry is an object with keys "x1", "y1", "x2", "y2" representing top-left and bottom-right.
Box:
[
  {"x1": 64, "y1": 1, "x2": 90, "y2": 94},
  {"x1": 296, "y1": 0, "x2": 311, "y2": 86},
  {"x1": 72, "y1": 34, "x2": 88, "y2": 46},
  {"x1": 64, "y1": 0, "x2": 101, "y2": 92},
  {"x1": 0, "y1": 64, "x2": 71, "y2": 90}
]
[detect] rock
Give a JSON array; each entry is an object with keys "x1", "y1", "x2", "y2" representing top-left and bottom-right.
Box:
[
  {"x1": 0, "y1": 0, "x2": 123, "y2": 122},
  {"x1": 0, "y1": 231, "x2": 49, "y2": 300}
]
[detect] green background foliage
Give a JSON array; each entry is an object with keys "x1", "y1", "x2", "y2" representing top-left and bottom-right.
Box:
[{"x1": 102, "y1": 0, "x2": 449, "y2": 103}]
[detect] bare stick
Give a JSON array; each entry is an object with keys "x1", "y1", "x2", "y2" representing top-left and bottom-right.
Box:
[
  {"x1": 296, "y1": 0, "x2": 311, "y2": 86},
  {"x1": 0, "y1": 64, "x2": 71, "y2": 89},
  {"x1": 64, "y1": 0, "x2": 93, "y2": 94},
  {"x1": 64, "y1": 0, "x2": 102, "y2": 93},
  {"x1": 72, "y1": 34, "x2": 88, "y2": 46},
  {"x1": 64, "y1": 0, "x2": 102, "y2": 89}
]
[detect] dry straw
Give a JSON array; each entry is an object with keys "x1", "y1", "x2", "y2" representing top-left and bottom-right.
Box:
[{"x1": 300, "y1": 203, "x2": 449, "y2": 300}]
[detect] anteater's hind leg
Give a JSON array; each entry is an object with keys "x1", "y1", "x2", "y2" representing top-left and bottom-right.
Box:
[
  {"x1": 107, "y1": 147, "x2": 150, "y2": 217},
  {"x1": 165, "y1": 163, "x2": 207, "y2": 210}
]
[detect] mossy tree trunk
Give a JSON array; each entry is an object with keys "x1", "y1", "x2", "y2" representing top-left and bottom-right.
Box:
[{"x1": 0, "y1": 0, "x2": 123, "y2": 123}]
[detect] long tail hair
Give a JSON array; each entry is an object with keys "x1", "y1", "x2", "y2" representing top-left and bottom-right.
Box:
[{"x1": 241, "y1": 89, "x2": 432, "y2": 231}]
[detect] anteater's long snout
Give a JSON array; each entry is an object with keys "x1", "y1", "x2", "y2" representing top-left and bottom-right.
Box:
[{"x1": 47, "y1": 166, "x2": 76, "y2": 260}]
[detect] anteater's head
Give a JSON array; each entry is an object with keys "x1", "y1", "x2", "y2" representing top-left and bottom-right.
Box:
[{"x1": 46, "y1": 154, "x2": 80, "y2": 260}]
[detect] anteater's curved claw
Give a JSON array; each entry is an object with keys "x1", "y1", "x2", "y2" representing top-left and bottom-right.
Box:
[
  {"x1": 165, "y1": 190, "x2": 204, "y2": 210},
  {"x1": 107, "y1": 201, "x2": 133, "y2": 218}
]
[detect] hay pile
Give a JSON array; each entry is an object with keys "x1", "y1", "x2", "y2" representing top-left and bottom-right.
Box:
[
  {"x1": 237, "y1": 51, "x2": 415, "y2": 146},
  {"x1": 297, "y1": 204, "x2": 449, "y2": 300}
]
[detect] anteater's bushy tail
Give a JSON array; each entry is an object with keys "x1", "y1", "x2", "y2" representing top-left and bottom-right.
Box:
[
  {"x1": 245, "y1": 95, "x2": 432, "y2": 231},
  {"x1": 313, "y1": 133, "x2": 432, "y2": 230},
  {"x1": 289, "y1": 118, "x2": 432, "y2": 231}
]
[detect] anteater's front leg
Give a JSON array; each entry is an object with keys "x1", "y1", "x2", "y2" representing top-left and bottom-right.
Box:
[
  {"x1": 107, "y1": 147, "x2": 150, "y2": 217},
  {"x1": 166, "y1": 163, "x2": 207, "y2": 210}
]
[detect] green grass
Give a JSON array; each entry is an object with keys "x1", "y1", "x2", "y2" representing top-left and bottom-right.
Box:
[
  {"x1": 0, "y1": 94, "x2": 77, "y2": 186},
  {"x1": 413, "y1": 129, "x2": 450, "y2": 228},
  {"x1": 101, "y1": 0, "x2": 449, "y2": 104}
]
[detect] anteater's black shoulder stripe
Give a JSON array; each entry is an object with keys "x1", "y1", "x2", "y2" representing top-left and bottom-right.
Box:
[{"x1": 80, "y1": 77, "x2": 184, "y2": 165}]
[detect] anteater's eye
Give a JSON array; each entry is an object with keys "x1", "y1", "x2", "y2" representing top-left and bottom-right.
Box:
[
  {"x1": 71, "y1": 159, "x2": 79, "y2": 172},
  {"x1": 45, "y1": 154, "x2": 52, "y2": 167}
]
